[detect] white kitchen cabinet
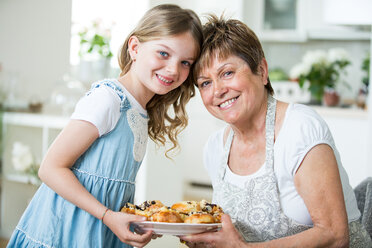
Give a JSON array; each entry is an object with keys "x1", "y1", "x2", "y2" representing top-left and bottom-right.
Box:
[
  {"x1": 254, "y1": 0, "x2": 307, "y2": 42},
  {"x1": 243, "y1": 0, "x2": 371, "y2": 42}
]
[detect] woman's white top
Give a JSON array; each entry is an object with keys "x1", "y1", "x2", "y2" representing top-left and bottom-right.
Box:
[
  {"x1": 71, "y1": 79, "x2": 147, "y2": 137},
  {"x1": 203, "y1": 103, "x2": 361, "y2": 225}
]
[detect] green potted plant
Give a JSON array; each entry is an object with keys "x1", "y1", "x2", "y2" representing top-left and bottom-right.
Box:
[
  {"x1": 77, "y1": 19, "x2": 114, "y2": 83},
  {"x1": 361, "y1": 52, "x2": 370, "y2": 94},
  {"x1": 356, "y1": 52, "x2": 370, "y2": 109},
  {"x1": 78, "y1": 21, "x2": 113, "y2": 60},
  {"x1": 289, "y1": 48, "x2": 351, "y2": 106}
]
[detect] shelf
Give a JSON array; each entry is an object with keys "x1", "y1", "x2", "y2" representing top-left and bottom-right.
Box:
[
  {"x1": 307, "y1": 29, "x2": 371, "y2": 41},
  {"x1": 3, "y1": 112, "x2": 69, "y2": 129},
  {"x1": 3, "y1": 174, "x2": 41, "y2": 186},
  {"x1": 311, "y1": 106, "x2": 368, "y2": 119}
]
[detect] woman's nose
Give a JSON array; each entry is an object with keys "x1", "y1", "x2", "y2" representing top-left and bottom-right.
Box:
[{"x1": 214, "y1": 82, "x2": 227, "y2": 98}]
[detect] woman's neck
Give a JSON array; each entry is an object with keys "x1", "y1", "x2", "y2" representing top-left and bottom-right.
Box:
[{"x1": 230, "y1": 95, "x2": 268, "y2": 142}]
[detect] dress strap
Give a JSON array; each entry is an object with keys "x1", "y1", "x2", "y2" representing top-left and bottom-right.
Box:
[{"x1": 89, "y1": 79, "x2": 131, "y2": 112}]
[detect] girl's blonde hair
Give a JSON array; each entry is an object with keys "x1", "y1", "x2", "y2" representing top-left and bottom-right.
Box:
[{"x1": 118, "y1": 4, "x2": 203, "y2": 156}]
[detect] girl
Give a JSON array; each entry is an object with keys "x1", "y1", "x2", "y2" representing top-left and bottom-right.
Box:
[{"x1": 8, "y1": 4, "x2": 203, "y2": 248}]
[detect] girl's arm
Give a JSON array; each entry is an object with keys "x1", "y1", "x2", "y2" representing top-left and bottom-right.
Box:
[
  {"x1": 38, "y1": 119, "x2": 153, "y2": 247},
  {"x1": 181, "y1": 144, "x2": 349, "y2": 248}
]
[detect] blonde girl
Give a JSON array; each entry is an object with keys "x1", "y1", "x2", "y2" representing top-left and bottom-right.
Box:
[{"x1": 8, "y1": 4, "x2": 202, "y2": 248}]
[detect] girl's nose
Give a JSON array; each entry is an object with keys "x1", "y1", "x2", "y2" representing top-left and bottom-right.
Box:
[{"x1": 166, "y1": 60, "x2": 179, "y2": 75}]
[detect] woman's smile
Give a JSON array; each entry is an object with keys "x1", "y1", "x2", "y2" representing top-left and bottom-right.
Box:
[{"x1": 218, "y1": 96, "x2": 239, "y2": 109}]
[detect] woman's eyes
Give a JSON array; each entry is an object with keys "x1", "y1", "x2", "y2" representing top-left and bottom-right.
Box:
[
  {"x1": 223, "y1": 71, "x2": 233, "y2": 77},
  {"x1": 199, "y1": 81, "x2": 211, "y2": 88}
]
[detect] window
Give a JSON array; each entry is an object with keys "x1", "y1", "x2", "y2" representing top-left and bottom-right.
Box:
[{"x1": 70, "y1": 0, "x2": 149, "y2": 67}]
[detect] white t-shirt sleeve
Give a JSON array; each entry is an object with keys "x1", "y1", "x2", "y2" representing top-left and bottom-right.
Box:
[
  {"x1": 203, "y1": 128, "x2": 226, "y2": 185},
  {"x1": 71, "y1": 85, "x2": 121, "y2": 136},
  {"x1": 281, "y1": 104, "x2": 335, "y2": 176}
]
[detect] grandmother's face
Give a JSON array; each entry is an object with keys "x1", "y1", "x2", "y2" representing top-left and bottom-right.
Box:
[{"x1": 196, "y1": 55, "x2": 268, "y2": 124}]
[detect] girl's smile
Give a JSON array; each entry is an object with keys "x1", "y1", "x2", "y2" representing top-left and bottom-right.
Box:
[{"x1": 156, "y1": 73, "x2": 174, "y2": 86}]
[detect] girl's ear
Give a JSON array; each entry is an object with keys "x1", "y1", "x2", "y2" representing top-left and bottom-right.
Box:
[
  {"x1": 259, "y1": 58, "x2": 269, "y2": 85},
  {"x1": 128, "y1": 36, "x2": 140, "y2": 61}
]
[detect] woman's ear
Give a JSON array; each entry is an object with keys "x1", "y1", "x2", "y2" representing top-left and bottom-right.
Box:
[
  {"x1": 259, "y1": 58, "x2": 269, "y2": 85},
  {"x1": 128, "y1": 36, "x2": 140, "y2": 61}
]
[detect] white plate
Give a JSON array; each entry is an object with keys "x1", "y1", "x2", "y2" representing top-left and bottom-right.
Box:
[{"x1": 131, "y1": 221, "x2": 222, "y2": 236}]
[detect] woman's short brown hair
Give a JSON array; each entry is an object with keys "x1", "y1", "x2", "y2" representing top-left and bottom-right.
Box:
[{"x1": 194, "y1": 15, "x2": 274, "y2": 95}]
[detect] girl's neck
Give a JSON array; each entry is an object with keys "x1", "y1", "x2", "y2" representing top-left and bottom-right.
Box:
[{"x1": 117, "y1": 70, "x2": 154, "y2": 109}]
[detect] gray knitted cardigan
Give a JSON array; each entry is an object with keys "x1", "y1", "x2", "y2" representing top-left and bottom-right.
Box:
[{"x1": 354, "y1": 177, "x2": 372, "y2": 239}]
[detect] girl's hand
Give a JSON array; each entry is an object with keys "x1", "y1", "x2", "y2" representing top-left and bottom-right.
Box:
[
  {"x1": 103, "y1": 210, "x2": 153, "y2": 247},
  {"x1": 180, "y1": 214, "x2": 246, "y2": 248}
]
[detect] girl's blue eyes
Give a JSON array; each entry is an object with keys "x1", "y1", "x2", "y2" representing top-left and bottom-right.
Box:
[
  {"x1": 159, "y1": 51, "x2": 168, "y2": 57},
  {"x1": 159, "y1": 51, "x2": 191, "y2": 67}
]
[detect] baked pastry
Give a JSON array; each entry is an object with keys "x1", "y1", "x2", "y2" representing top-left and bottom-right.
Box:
[
  {"x1": 120, "y1": 199, "x2": 223, "y2": 223},
  {"x1": 171, "y1": 201, "x2": 201, "y2": 215},
  {"x1": 150, "y1": 207, "x2": 183, "y2": 223},
  {"x1": 121, "y1": 202, "x2": 136, "y2": 215},
  {"x1": 121, "y1": 202, "x2": 152, "y2": 220},
  {"x1": 137, "y1": 200, "x2": 164, "y2": 215},
  {"x1": 184, "y1": 212, "x2": 215, "y2": 224},
  {"x1": 199, "y1": 199, "x2": 224, "y2": 222}
]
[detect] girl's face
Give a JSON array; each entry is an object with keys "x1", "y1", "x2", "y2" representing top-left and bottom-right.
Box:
[
  {"x1": 129, "y1": 32, "x2": 197, "y2": 96},
  {"x1": 196, "y1": 55, "x2": 268, "y2": 125}
]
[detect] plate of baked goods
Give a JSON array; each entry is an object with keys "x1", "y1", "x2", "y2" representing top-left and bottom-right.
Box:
[
  {"x1": 122, "y1": 199, "x2": 224, "y2": 236},
  {"x1": 131, "y1": 222, "x2": 222, "y2": 236}
]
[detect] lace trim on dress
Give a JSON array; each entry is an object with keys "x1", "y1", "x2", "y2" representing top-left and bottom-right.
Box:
[
  {"x1": 127, "y1": 108, "x2": 148, "y2": 162},
  {"x1": 16, "y1": 227, "x2": 55, "y2": 248},
  {"x1": 72, "y1": 168, "x2": 135, "y2": 184}
]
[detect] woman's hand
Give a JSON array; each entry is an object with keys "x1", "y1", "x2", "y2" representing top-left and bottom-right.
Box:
[
  {"x1": 103, "y1": 211, "x2": 153, "y2": 247},
  {"x1": 180, "y1": 214, "x2": 246, "y2": 248}
]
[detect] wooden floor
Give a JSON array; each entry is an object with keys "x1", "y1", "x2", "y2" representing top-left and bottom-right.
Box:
[{"x1": 0, "y1": 239, "x2": 8, "y2": 248}]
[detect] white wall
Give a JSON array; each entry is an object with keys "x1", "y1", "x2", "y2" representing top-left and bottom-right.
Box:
[{"x1": 0, "y1": 0, "x2": 72, "y2": 105}]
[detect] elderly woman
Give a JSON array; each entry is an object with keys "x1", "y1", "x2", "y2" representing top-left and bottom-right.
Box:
[{"x1": 181, "y1": 16, "x2": 372, "y2": 247}]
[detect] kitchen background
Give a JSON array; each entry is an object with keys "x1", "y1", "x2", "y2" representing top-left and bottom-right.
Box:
[{"x1": 0, "y1": 0, "x2": 371, "y2": 247}]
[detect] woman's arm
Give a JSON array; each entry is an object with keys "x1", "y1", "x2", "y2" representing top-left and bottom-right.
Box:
[
  {"x1": 38, "y1": 119, "x2": 153, "y2": 247},
  {"x1": 181, "y1": 144, "x2": 349, "y2": 248}
]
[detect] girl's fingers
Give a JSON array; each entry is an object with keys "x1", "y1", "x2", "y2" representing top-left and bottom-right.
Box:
[
  {"x1": 151, "y1": 233, "x2": 162, "y2": 239},
  {"x1": 123, "y1": 229, "x2": 153, "y2": 244}
]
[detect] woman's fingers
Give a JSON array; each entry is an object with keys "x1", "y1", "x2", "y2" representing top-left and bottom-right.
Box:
[{"x1": 180, "y1": 214, "x2": 244, "y2": 248}]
